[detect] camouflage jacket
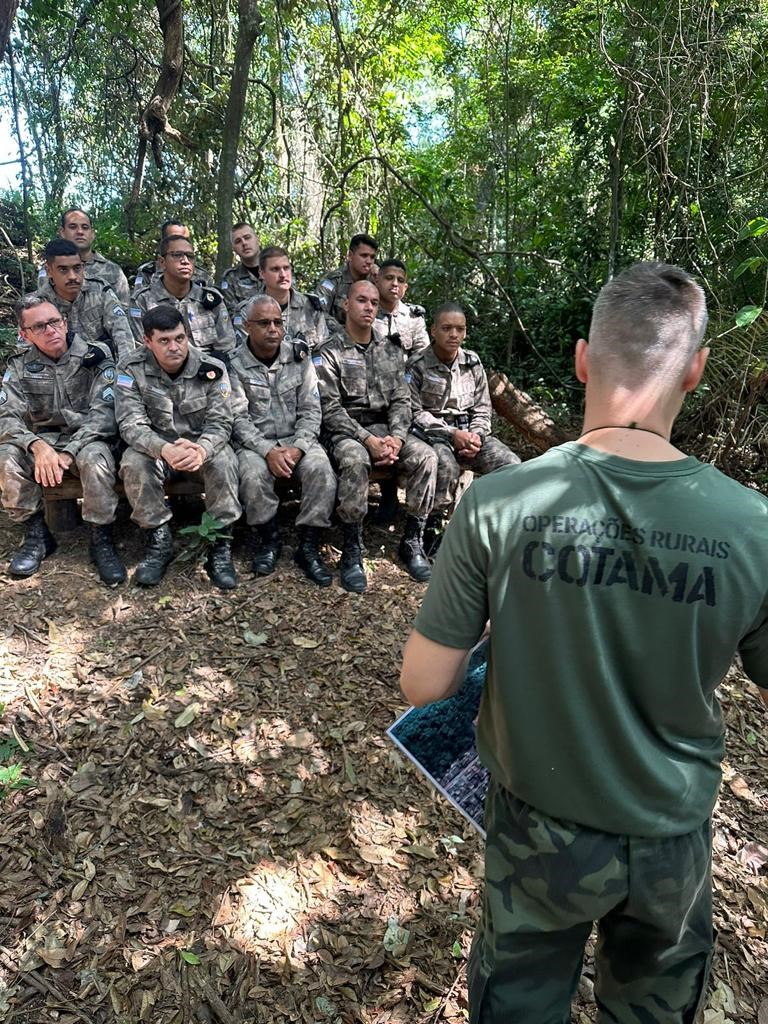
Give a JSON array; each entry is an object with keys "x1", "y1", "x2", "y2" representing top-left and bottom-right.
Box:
[
  {"x1": 375, "y1": 300, "x2": 429, "y2": 360},
  {"x1": 35, "y1": 277, "x2": 135, "y2": 362},
  {"x1": 131, "y1": 275, "x2": 237, "y2": 355},
  {"x1": 131, "y1": 260, "x2": 212, "y2": 299},
  {"x1": 0, "y1": 335, "x2": 117, "y2": 456},
  {"x1": 315, "y1": 330, "x2": 412, "y2": 445},
  {"x1": 408, "y1": 345, "x2": 492, "y2": 441},
  {"x1": 219, "y1": 263, "x2": 264, "y2": 317},
  {"x1": 38, "y1": 250, "x2": 130, "y2": 306},
  {"x1": 115, "y1": 345, "x2": 234, "y2": 461},
  {"x1": 314, "y1": 265, "x2": 375, "y2": 325},
  {"x1": 230, "y1": 338, "x2": 322, "y2": 458}
]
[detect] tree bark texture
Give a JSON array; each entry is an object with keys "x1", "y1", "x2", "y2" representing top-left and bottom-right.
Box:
[
  {"x1": 214, "y1": 0, "x2": 263, "y2": 281},
  {"x1": 0, "y1": 0, "x2": 18, "y2": 60},
  {"x1": 489, "y1": 371, "x2": 569, "y2": 453}
]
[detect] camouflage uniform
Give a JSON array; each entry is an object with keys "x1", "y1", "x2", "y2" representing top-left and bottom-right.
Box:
[
  {"x1": 219, "y1": 263, "x2": 264, "y2": 318},
  {"x1": 316, "y1": 331, "x2": 436, "y2": 523},
  {"x1": 38, "y1": 251, "x2": 130, "y2": 306},
  {"x1": 409, "y1": 346, "x2": 519, "y2": 510},
  {"x1": 468, "y1": 780, "x2": 713, "y2": 1024},
  {"x1": 132, "y1": 261, "x2": 213, "y2": 299},
  {"x1": 375, "y1": 300, "x2": 430, "y2": 360},
  {"x1": 0, "y1": 336, "x2": 119, "y2": 525},
  {"x1": 231, "y1": 288, "x2": 328, "y2": 351},
  {"x1": 115, "y1": 345, "x2": 240, "y2": 529},
  {"x1": 230, "y1": 338, "x2": 336, "y2": 528},
  {"x1": 314, "y1": 265, "x2": 375, "y2": 325},
  {"x1": 35, "y1": 277, "x2": 135, "y2": 362},
  {"x1": 131, "y1": 275, "x2": 237, "y2": 355}
]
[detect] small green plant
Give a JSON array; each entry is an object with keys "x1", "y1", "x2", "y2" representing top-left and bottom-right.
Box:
[
  {"x1": 177, "y1": 512, "x2": 231, "y2": 562},
  {"x1": 0, "y1": 737, "x2": 33, "y2": 800}
]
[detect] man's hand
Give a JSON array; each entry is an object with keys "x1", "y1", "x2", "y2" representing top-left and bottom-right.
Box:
[
  {"x1": 31, "y1": 440, "x2": 70, "y2": 487},
  {"x1": 266, "y1": 446, "x2": 300, "y2": 479},
  {"x1": 161, "y1": 439, "x2": 206, "y2": 472},
  {"x1": 366, "y1": 434, "x2": 400, "y2": 466},
  {"x1": 453, "y1": 429, "x2": 482, "y2": 459}
]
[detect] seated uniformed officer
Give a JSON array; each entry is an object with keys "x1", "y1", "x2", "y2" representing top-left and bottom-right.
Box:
[
  {"x1": 36, "y1": 208, "x2": 130, "y2": 305},
  {"x1": 131, "y1": 235, "x2": 236, "y2": 359},
  {"x1": 230, "y1": 295, "x2": 336, "y2": 586},
  {"x1": 409, "y1": 302, "x2": 520, "y2": 546},
  {"x1": 316, "y1": 280, "x2": 437, "y2": 592},
  {"x1": 314, "y1": 233, "x2": 379, "y2": 325},
  {"x1": 115, "y1": 306, "x2": 240, "y2": 590},
  {"x1": 219, "y1": 222, "x2": 262, "y2": 317},
  {"x1": 375, "y1": 259, "x2": 429, "y2": 360},
  {"x1": 257, "y1": 246, "x2": 329, "y2": 352},
  {"x1": 34, "y1": 240, "x2": 135, "y2": 361},
  {"x1": 0, "y1": 296, "x2": 125, "y2": 583}
]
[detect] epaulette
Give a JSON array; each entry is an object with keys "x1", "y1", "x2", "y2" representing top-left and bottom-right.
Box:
[
  {"x1": 81, "y1": 341, "x2": 113, "y2": 367},
  {"x1": 464, "y1": 349, "x2": 481, "y2": 367},
  {"x1": 388, "y1": 332, "x2": 402, "y2": 348},
  {"x1": 122, "y1": 348, "x2": 148, "y2": 366},
  {"x1": 307, "y1": 293, "x2": 323, "y2": 312},
  {"x1": 409, "y1": 304, "x2": 426, "y2": 318},
  {"x1": 291, "y1": 333, "x2": 310, "y2": 362},
  {"x1": 198, "y1": 357, "x2": 225, "y2": 381},
  {"x1": 200, "y1": 286, "x2": 223, "y2": 311}
]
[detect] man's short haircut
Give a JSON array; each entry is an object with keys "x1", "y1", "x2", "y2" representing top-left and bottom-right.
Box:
[
  {"x1": 232, "y1": 221, "x2": 253, "y2": 234},
  {"x1": 143, "y1": 305, "x2": 185, "y2": 336},
  {"x1": 44, "y1": 239, "x2": 79, "y2": 262},
  {"x1": 379, "y1": 258, "x2": 407, "y2": 275},
  {"x1": 259, "y1": 245, "x2": 289, "y2": 269},
  {"x1": 588, "y1": 262, "x2": 708, "y2": 385},
  {"x1": 433, "y1": 301, "x2": 465, "y2": 323},
  {"x1": 15, "y1": 293, "x2": 54, "y2": 327},
  {"x1": 349, "y1": 233, "x2": 378, "y2": 252},
  {"x1": 160, "y1": 219, "x2": 187, "y2": 239},
  {"x1": 60, "y1": 206, "x2": 91, "y2": 228},
  {"x1": 159, "y1": 234, "x2": 192, "y2": 257},
  {"x1": 244, "y1": 294, "x2": 282, "y2": 319}
]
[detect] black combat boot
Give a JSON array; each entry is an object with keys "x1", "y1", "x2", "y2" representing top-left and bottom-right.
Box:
[
  {"x1": 89, "y1": 524, "x2": 127, "y2": 585},
  {"x1": 398, "y1": 515, "x2": 432, "y2": 582},
  {"x1": 251, "y1": 518, "x2": 282, "y2": 576},
  {"x1": 294, "y1": 526, "x2": 332, "y2": 587},
  {"x1": 373, "y1": 477, "x2": 401, "y2": 524},
  {"x1": 206, "y1": 538, "x2": 237, "y2": 590},
  {"x1": 339, "y1": 522, "x2": 367, "y2": 593},
  {"x1": 8, "y1": 510, "x2": 57, "y2": 578},
  {"x1": 134, "y1": 523, "x2": 174, "y2": 586},
  {"x1": 422, "y1": 512, "x2": 446, "y2": 559}
]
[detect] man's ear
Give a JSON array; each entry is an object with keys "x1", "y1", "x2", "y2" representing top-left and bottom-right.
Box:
[
  {"x1": 682, "y1": 347, "x2": 709, "y2": 393},
  {"x1": 574, "y1": 338, "x2": 589, "y2": 384},
  {"x1": 401, "y1": 281, "x2": 409, "y2": 299}
]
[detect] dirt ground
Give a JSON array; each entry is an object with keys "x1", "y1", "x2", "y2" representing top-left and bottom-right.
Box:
[{"x1": 0, "y1": 503, "x2": 767, "y2": 1024}]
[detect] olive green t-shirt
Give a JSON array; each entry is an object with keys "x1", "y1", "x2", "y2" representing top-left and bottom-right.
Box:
[{"x1": 414, "y1": 443, "x2": 768, "y2": 837}]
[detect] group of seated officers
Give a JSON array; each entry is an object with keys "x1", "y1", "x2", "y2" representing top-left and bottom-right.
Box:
[{"x1": 0, "y1": 209, "x2": 519, "y2": 593}]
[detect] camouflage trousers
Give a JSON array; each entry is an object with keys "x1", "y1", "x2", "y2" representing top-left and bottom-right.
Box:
[
  {"x1": 331, "y1": 424, "x2": 437, "y2": 523},
  {"x1": 0, "y1": 441, "x2": 118, "y2": 525},
  {"x1": 468, "y1": 779, "x2": 713, "y2": 1024},
  {"x1": 238, "y1": 443, "x2": 337, "y2": 528},
  {"x1": 433, "y1": 436, "x2": 519, "y2": 511},
  {"x1": 120, "y1": 446, "x2": 241, "y2": 529}
]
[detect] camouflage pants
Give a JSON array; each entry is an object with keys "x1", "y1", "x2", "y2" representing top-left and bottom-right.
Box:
[
  {"x1": 433, "y1": 436, "x2": 519, "y2": 511},
  {"x1": 332, "y1": 424, "x2": 437, "y2": 523},
  {"x1": 0, "y1": 441, "x2": 118, "y2": 525},
  {"x1": 120, "y1": 446, "x2": 241, "y2": 529},
  {"x1": 238, "y1": 443, "x2": 337, "y2": 528},
  {"x1": 468, "y1": 779, "x2": 713, "y2": 1024}
]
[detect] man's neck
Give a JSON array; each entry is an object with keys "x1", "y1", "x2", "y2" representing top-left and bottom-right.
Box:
[
  {"x1": 346, "y1": 323, "x2": 372, "y2": 346},
  {"x1": 241, "y1": 256, "x2": 259, "y2": 269},
  {"x1": 266, "y1": 285, "x2": 290, "y2": 306},
  {"x1": 164, "y1": 275, "x2": 191, "y2": 299},
  {"x1": 378, "y1": 297, "x2": 397, "y2": 314},
  {"x1": 578, "y1": 404, "x2": 684, "y2": 461},
  {"x1": 80, "y1": 248, "x2": 94, "y2": 263}
]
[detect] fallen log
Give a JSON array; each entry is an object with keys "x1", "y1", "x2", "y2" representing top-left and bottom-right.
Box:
[{"x1": 489, "y1": 371, "x2": 570, "y2": 454}]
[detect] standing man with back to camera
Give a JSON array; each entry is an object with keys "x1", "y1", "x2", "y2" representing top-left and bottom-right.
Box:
[{"x1": 400, "y1": 262, "x2": 768, "y2": 1024}]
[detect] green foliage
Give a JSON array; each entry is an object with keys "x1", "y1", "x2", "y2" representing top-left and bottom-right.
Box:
[
  {"x1": 177, "y1": 512, "x2": 231, "y2": 562},
  {"x1": 0, "y1": 736, "x2": 33, "y2": 800}
]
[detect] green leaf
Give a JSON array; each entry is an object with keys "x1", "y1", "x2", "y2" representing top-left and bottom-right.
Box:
[
  {"x1": 737, "y1": 217, "x2": 768, "y2": 240},
  {"x1": 179, "y1": 950, "x2": 201, "y2": 965},
  {"x1": 735, "y1": 305, "x2": 763, "y2": 327},
  {"x1": 243, "y1": 629, "x2": 268, "y2": 646},
  {"x1": 688, "y1": 201, "x2": 700, "y2": 215},
  {"x1": 733, "y1": 257, "x2": 766, "y2": 279},
  {"x1": 452, "y1": 939, "x2": 462, "y2": 958}
]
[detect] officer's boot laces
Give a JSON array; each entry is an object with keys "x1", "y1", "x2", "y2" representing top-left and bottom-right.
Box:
[
  {"x1": 339, "y1": 522, "x2": 367, "y2": 593},
  {"x1": 399, "y1": 515, "x2": 432, "y2": 582},
  {"x1": 206, "y1": 538, "x2": 237, "y2": 590},
  {"x1": 251, "y1": 518, "x2": 282, "y2": 576},
  {"x1": 135, "y1": 524, "x2": 174, "y2": 586},
  {"x1": 294, "y1": 526, "x2": 333, "y2": 587},
  {"x1": 89, "y1": 524, "x2": 127, "y2": 585},
  {"x1": 8, "y1": 510, "x2": 57, "y2": 578}
]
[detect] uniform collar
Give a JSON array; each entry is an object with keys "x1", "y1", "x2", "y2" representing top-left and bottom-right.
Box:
[
  {"x1": 423, "y1": 344, "x2": 466, "y2": 370},
  {"x1": 153, "y1": 274, "x2": 193, "y2": 301}
]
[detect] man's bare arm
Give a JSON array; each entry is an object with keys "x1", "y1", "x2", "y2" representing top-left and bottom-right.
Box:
[{"x1": 400, "y1": 629, "x2": 473, "y2": 707}]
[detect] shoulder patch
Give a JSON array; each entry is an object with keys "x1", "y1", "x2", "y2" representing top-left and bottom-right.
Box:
[
  {"x1": 25, "y1": 361, "x2": 44, "y2": 373},
  {"x1": 101, "y1": 367, "x2": 116, "y2": 383},
  {"x1": 220, "y1": 280, "x2": 229, "y2": 289},
  {"x1": 130, "y1": 306, "x2": 143, "y2": 318},
  {"x1": 465, "y1": 351, "x2": 481, "y2": 367},
  {"x1": 198, "y1": 360, "x2": 224, "y2": 381},
  {"x1": 117, "y1": 373, "x2": 135, "y2": 390},
  {"x1": 82, "y1": 344, "x2": 109, "y2": 367},
  {"x1": 409, "y1": 304, "x2": 426, "y2": 318},
  {"x1": 2, "y1": 369, "x2": 10, "y2": 383},
  {"x1": 404, "y1": 371, "x2": 412, "y2": 384},
  {"x1": 113, "y1": 305, "x2": 126, "y2": 317},
  {"x1": 0, "y1": 390, "x2": 6, "y2": 404},
  {"x1": 218, "y1": 380, "x2": 230, "y2": 398},
  {"x1": 200, "y1": 288, "x2": 223, "y2": 311},
  {"x1": 102, "y1": 386, "x2": 114, "y2": 403},
  {"x1": 319, "y1": 279, "x2": 334, "y2": 291},
  {"x1": 292, "y1": 334, "x2": 310, "y2": 362},
  {"x1": 308, "y1": 293, "x2": 323, "y2": 312}
]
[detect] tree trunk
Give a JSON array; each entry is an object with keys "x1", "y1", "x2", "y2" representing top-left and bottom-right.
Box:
[
  {"x1": 488, "y1": 372, "x2": 570, "y2": 453},
  {"x1": 0, "y1": 0, "x2": 18, "y2": 60},
  {"x1": 126, "y1": 0, "x2": 187, "y2": 234},
  {"x1": 214, "y1": 0, "x2": 262, "y2": 282}
]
